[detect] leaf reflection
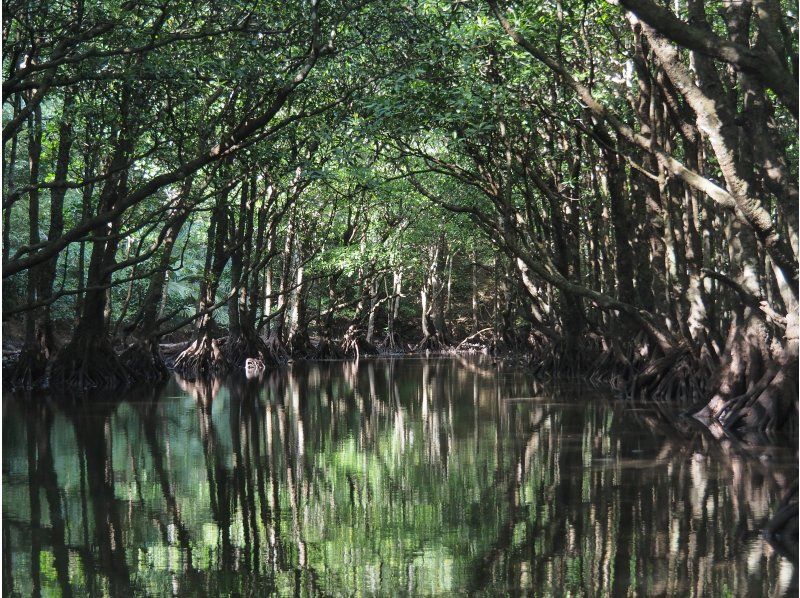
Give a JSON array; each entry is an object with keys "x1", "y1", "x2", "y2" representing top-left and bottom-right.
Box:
[{"x1": 2, "y1": 357, "x2": 797, "y2": 596}]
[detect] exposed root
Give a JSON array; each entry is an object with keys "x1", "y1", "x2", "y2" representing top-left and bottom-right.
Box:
[
  {"x1": 5, "y1": 345, "x2": 49, "y2": 389},
  {"x1": 524, "y1": 331, "x2": 714, "y2": 408},
  {"x1": 341, "y1": 326, "x2": 378, "y2": 358},
  {"x1": 1, "y1": 351, "x2": 21, "y2": 383},
  {"x1": 454, "y1": 327, "x2": 494, "y2": 352},
  {"x1": 377, "y1": 331, "x2": 409, "y2": 354},
  {"x1": 527, "y1": 332, "x2": 604, "y2": 380},
  {"x1": 486, "y1": 334, "x2": 507, "y2": 356},
  {"x1": 263, "y1": 332, "x2": 290, "y2": 364},
  {"x1": 221, "y1": 332, "x2": 272, "y2": 369},
  {"x1": 717, "y1": 358, "x2": 797, "y2": 433},
  {"x1": 119, "y1": 340, "x2": 169, "y2": 384},
  {"x1": 497, "y1": 326, "x2": 533, "y2": 354},
  {"x1": 413, "y1": 333, "x2": 448, "y2": 353},
  {"x1": 586, "y1": 340, "x2": 630, "y2": 388},
  {"x1": 631, "y1": 346, "x2": 710, "y2": 406},
  {"x1": 308, "y1": 337, "x2": 345, "y2": 359},
  {"x1": 287, "y1": 329, "x2": 316, "y2": 359},
  {"x1": 172, "y1": 336, "x2": 227, "y2": 380},
  {"x1": 159, "y1": 341, "x2": 192, "y2": 369},
  {"x1": 690, "y1": 327, "x2": 798, "y2": 434},
  {"x1": 50, "y1": 335, "x2": 133, "y2": 391}
]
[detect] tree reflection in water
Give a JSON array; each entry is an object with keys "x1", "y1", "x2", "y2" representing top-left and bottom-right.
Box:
[{"x1": 2, "y1": 357, "x2": 797, "y2": 596}]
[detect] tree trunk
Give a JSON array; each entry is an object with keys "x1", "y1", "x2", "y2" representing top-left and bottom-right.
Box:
[
  {"x1": 173, "y1": 195, "x2": 229, "y2": 379},
  {"x1": 9, "y1": 102, "x2": 47, "y2": 388},
  {"x1": 120, "y1": 192, "x2": 193, "y2": 381},
  {"x1": 2, "y1": 93, "x2": 21, "y2": 264},
  {"x1": 471, "y1": 251, "x2": 479, "y2": 333},
  {"x1": 366, "y1": 279, "x2": 379, "y2": 345}
]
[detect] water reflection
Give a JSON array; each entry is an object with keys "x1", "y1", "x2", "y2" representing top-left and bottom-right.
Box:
[{"x1": 2, "y1": 357, "x2": 797, "y2": 596}]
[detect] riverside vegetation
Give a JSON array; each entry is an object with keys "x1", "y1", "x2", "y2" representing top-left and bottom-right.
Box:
[{"x1": 2, "y1": 0, "x2": 798, "y2": 583}]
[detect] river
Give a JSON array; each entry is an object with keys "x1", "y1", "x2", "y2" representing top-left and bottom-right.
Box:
[{"x1": 3, "y1": 356, "x2": 796, "y2": 595}]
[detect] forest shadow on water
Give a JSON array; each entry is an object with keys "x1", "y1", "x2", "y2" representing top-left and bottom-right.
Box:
[{"x1": 2, "y1": 356, "x2": 797, "y2": 597}]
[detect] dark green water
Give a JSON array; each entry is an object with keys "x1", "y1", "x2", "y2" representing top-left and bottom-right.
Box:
[{"x1": 2, "y1": 356, "x2": 797, "y2": 596}]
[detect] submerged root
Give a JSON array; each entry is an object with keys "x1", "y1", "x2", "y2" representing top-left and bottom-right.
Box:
[{"x1": 764, "y1": 481, "x2": 798, "y2": 562}]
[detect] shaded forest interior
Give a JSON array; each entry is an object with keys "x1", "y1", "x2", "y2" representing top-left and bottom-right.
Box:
[{"x1": 2, "y1": 0, "x2": 798, "y2": 436}]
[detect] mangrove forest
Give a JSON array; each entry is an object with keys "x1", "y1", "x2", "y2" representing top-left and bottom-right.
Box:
[{"x1": 2, "y1": 0, "x2": 798, "y2": 594}]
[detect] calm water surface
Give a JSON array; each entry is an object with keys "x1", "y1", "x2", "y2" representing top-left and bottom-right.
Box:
[{"x1": 3, "y1": 356, "x2": 797, "y2": 596}]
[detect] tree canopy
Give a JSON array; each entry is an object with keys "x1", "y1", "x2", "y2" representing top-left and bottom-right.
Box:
[{"x1": 3, "y1": 0, "x2": 798, "y2": 432}]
